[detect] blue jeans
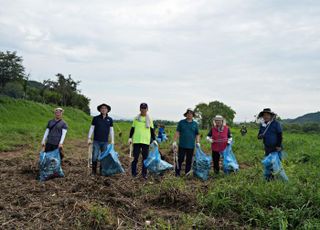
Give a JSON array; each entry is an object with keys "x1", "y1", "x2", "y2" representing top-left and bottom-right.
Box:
[{"x1": 92, "y1": 141, "x2": 108, "y2": 163}]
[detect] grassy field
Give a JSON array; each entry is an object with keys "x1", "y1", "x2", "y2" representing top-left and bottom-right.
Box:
[
  {"x1": 0, "y1": 97, "x2": 320, "y2": 229},
  {"x1": 0, "y1": 95, "x2": 91, "y2": 151}
]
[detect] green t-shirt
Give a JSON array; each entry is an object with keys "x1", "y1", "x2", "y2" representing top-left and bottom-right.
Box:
[
  {"x1": 177, "y1": 119, "x2": 199, "y2": 149},
  {"x1": 132, "y1": 116, "x2": 154, "y2": 145}
]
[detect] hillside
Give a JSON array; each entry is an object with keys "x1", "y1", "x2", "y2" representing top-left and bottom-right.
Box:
[
  {"x1": 0, "y1": 96, "x2": 91, "y2": 151},
  {"x1": 283, "y1": 111, "x2": 320, "y2": 124}
]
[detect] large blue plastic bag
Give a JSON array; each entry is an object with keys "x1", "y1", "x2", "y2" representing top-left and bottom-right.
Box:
[
  {"x1": 39, "y1": 149, "x2": 64, "y2": 181},
  {"x1": 222, "y1": 144, "x2": 239, "y2": 174},
  {"x1": 98, "y1": 144, "x2": 125, "y2": 176},
  {"x1": 261, "y1": 152, "x2": 288, "y2": 181},
  {"x1": 193, "y1": 147, "x2": 212, "y2": 180},
  {"x1": 144, "y1": 144, "x2": 173, "y2": 174}
]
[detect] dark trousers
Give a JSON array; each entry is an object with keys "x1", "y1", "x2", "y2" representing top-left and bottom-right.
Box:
[
  {"x1": 45, "y1": 143, "x2": 64, "y2": 160},
  {"x1": 175, "y1": 147, "x2": 194, "y2": 176},
  {"x1": 131, "y1": 144, "x2": 149, "y2": 177},
  {"x1": 212, "y1": 151, "x2": 220, "y2": 173}
]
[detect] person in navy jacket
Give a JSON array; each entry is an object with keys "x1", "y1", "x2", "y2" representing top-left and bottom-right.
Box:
[{"x1": 257, "y1": 108, "x2": 283, "y2": 156}]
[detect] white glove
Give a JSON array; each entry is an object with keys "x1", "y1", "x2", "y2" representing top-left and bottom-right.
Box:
[
  {"x1": 152, "y1": 140, "x2": 158, "y2": 146},
  {"x1": 87, "y1": 138, "x2": 92, "y2": 145},
  {"x1": 196, "y1": 142, "x2": 201, "y2": 148},
  {"x1": 172, "y1": 141, "x2": 177, "y2": 149},
  {"x1": 206, "y1": 136, "x2": 213, "y2": 143},
  {"x1": 128, "y1": 138, "x2": 133, "y2": 145}
]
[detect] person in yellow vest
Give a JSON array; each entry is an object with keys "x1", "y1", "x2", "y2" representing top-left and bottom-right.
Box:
[{"x1": 128, "y1": 103, "x2": 157, "y2": 179}]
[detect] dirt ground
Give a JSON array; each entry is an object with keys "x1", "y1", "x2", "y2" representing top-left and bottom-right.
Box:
[{"x1": 0, "y1": 141, "x2": 239, "y2": 229}]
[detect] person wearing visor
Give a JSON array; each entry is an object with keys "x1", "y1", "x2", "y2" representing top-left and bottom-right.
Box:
[
  {"x1": 173, "y1": 108, "x2": 200, "y2": 176},
  {"x1": 128, "y1": 103, "x2": 157, "y2": 179},
  {"x1": 87, "y1": 103, "x2": 114, "y2": 175},
  {"x1": 206, "y1": 115, "x2": 232, "y2": 174},
  {"x1": 41, "y1": 107, "x2": 68, "y2": 159}
]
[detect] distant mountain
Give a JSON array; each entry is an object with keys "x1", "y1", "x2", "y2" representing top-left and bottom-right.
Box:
[
  {"x1": 283, "y1": 111, "x2": 320, "y2": 124},
  {"x1": 27, "y1": 80, "x2": 44, "y2": 89}
]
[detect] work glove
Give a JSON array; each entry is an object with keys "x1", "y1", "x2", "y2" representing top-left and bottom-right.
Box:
[
  {"x1": 206, "y1": 136, "x2": 213, "y2": 143},
  {"x1": 87, "y1": 139, "x2": 92, "y2": 145},
  {"x1": 152, "y1": 140, "x2": 158, "y2": 146},
  {"x1": 196, "y1": 142, "x2": 201, "y2": 148},
  {"x1": 128, "y1": 138, "x2": 133, "y2": 145},
  {"x1": 172, "y1": 141, "x2": 178, "y2": 150}
]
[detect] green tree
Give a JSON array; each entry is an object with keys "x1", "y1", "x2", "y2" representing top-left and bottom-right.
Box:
[
  {"x1": 194, "y1": 101, "x2": 236, "y2": 129},
  {"x1": 2, "y1": 81, "x2": 24, "y2": 98},
  {"x1": 0, "y1": 51, "x2": 26, "y2": 88}
]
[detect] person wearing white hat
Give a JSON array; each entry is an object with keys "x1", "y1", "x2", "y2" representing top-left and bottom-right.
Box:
[
  {"x1": 206, "y1": 115, "x2": 232, "y2": 174},
  {"x1": 41, "y1": 107, "x2": 68, "y2": 159}
]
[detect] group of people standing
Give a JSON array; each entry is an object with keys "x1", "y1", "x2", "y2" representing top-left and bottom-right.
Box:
[{"x1": 41, "y1": 103, "x2": 283, "y2": 180}]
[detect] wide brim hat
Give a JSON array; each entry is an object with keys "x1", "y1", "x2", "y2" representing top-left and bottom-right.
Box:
[
  {"x1": 184, "y1": 108, "x2": 195, "y2": 117},
  {"x1": 258, "y1": 108, "x2": 276, "y2": 118},
  {"x1": 97, "y1": 103, "x2": 111, "y2": 112}
]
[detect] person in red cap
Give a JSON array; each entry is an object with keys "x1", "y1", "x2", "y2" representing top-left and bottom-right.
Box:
[
  {"x1": 41, "y1": 107, "x2": 68, "y2": 159},
  {"x1": 87, "y1": 103, "x2": 114, "y2": 175},
  {"x1": 128, "y1": 103, "x2": 157, "y2": 179}
]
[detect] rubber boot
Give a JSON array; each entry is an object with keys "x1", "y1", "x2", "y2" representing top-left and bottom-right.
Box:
[{"x1": 92, "y1": 162, "x2": 97, "y2": 176}]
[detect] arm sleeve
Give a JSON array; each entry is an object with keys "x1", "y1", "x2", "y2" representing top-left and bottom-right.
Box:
[
  {"x1": 258, "y1": 125, "x2": 263, "y2": 139},
  {"x1": 41, "y1": 128, "x2": 50, "y2": 145},
  {"x1": 91, "y1": 117, "x2": 96, "y2": 126},
  {"x1": 88, "y1": 125, "x2": 95, "y2": 139},
  {"x1": 129, "y1": 127, "x2": 135, "y2": 138},
  {"x1": 227, "y1": 128, "x2": 233, "y2": 144},
  {"x1": 109, "y1": 127, "x2": 114, "y2": 144},
  {"x1": 276, "y1": 132, "x2": 283, "y2": 147},
  {"x1": 150, "y1": 128, "x2": 156, "y2": 141},
  {"x1": 59, "y1": 129, "x2": 67, "y2": 144},
  {"x1": 176, "y1": 121, "x2": 181, "y2": 132},
  {"x1": 195, "y1": 123, "x2": 199, "y2": 135},
  {"x1": 207, "y1": 129, "x2": 212, "y2": 137},
  {"x1": 276, "y1": 122, "x2": 283, "y2": 147}
]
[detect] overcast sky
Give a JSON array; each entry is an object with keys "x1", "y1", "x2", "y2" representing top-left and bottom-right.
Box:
[{"x1": 1, "y1": 0, "x2": 319, "y2": 121}]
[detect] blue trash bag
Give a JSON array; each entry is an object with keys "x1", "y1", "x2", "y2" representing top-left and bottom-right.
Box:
[
  {"x1": 193, "y1": 146, "x2": 212, "y2": 180},
  {"x1": 157, "y1": 134, "x2": 168, "y2": 143},
  {"x1": 261, "y1": 152, "x2": 289, "y2": 181},
  {"x1": 144, "y1": 144, "x2": 173, "y2": 174},
  {"x1": 222, "y1": 144, "x2": 239, "y2": 174},
  {"x1": 39, "y1": 149, "x2": 64, "y2": 181},
  {"x1": 98, "y1": 144, "x2": 125, "y2": 176}
]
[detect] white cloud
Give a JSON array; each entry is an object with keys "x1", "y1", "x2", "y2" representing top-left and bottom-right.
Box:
[{"x1": 1, "y1": 0, "x2": 320, "y2": 121}]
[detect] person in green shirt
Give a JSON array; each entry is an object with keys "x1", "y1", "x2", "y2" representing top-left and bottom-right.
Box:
[
  {"x1": 173, "y1": 108, "x2": 200, "y2": 176},
  {"x1": 128, "y1": 103, "x2": 157, "y2": 179}
]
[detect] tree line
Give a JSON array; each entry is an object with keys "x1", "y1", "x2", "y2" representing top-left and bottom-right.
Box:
[{"x1": 0, "y1": 51, "x2": 90, "y2": 114}]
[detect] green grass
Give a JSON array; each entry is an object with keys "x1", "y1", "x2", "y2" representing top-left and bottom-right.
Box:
[
  {"x1": 1, "y1": 96, "x2": 320, "y2": 229},
  {"x1": 0, "y1": 95, "x2": 91, "y2": 151}
]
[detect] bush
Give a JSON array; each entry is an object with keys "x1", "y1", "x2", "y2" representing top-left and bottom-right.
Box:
[{"x1": 2, "y1": 81, "x2": 24, "y2": 98}]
